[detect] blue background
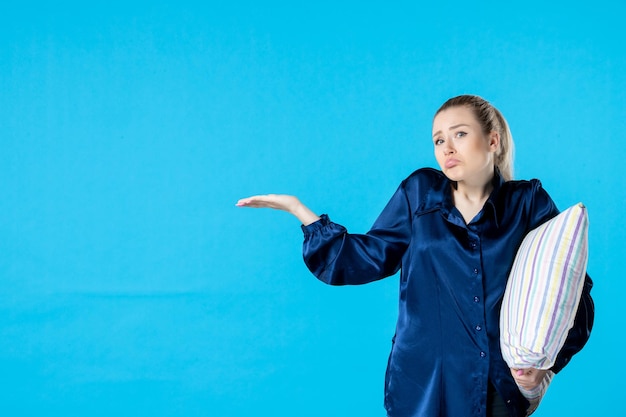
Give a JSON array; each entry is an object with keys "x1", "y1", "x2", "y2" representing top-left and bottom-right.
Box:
[{"x1": 1, "y1": 1, "x2": 624, "y2": 416}]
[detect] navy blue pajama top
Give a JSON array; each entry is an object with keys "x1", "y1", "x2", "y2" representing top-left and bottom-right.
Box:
[{"x1": 301, "y1": 168, "x2": 594, "y2": 417}]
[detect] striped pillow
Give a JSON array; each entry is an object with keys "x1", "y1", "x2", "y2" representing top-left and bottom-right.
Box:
[{"x1": 500, "y1": 203, "x2": 589, "y2": 370}]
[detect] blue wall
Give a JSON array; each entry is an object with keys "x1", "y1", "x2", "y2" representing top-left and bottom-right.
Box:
[{"x1": 1, "y1": 1, "x2": 623, "y2": 415}]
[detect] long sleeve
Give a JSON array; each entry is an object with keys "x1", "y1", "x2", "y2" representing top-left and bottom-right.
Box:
[{"x1": 301, "y1": 182, "x2": 413, "y2": 285}]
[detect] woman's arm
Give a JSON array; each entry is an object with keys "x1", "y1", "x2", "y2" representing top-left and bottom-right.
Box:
[
  {"x1": 237, "y1": 178, "x2": 414, "y2": 286},
  {"x1": 301, "y1": 182, "x2": 413, "y2": 285}
]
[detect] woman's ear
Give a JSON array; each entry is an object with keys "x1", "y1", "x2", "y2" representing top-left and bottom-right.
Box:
[{"x1": 489, "y1": 131, "x2": 500, "y2": 152}]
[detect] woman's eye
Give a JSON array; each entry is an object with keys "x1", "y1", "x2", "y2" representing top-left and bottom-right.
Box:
[
  {"x1": 455, "y1": 131, "x2": 467, "y2": 138},
  {"x1": 434, "y1": 138, "x2": 444, "y2": 145}
]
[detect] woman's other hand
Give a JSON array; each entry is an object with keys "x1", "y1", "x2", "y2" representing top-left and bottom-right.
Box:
[{"x1": 510, "y1": 368, "x2": 548, "y2": 390}]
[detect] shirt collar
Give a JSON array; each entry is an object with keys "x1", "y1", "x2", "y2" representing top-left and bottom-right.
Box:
[
  {"x1": 418, "y1": 168, "x2": 505, "y2": 228},
  {"x1": 484, "y1": 169, "x2": 505, "y2": 228}
]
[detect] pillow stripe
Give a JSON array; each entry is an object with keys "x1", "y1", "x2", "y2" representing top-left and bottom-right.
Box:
[
  {"x1": 524, "y1": 223, "x2": 553, "y2": 351},
  {"x1": 543, "y1": 210, "x2": 588, "y2": 356},
  {"x1": 531, "y1": 211, "x2": 576, "y2": 360}
]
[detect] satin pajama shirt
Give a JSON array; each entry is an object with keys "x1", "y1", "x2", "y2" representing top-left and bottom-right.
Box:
[{"x1": 301, "y1": 168, "x2": 594, "y2": 417}]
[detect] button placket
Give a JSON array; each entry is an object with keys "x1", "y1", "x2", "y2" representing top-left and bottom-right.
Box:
[{"x1": 467, "y1": 231, "x2": 487, "y2": 365}]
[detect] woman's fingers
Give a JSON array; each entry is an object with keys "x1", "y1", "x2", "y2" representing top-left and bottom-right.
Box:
[
  {"x1": 236, "y1": 194, "x2": 298, "y2": 211},
  {"x1": 236, "y1": 194, "x2": 319, "y2": 225},
  {"x1": 237, "y1": 195, "x2": 274, "y2": 208},
  {"x1": 510, "y1": 368, "x2": 548, "y2": 389},
  {"x1": 236, "y1": 195, "x2": 265, "y2": 207}
]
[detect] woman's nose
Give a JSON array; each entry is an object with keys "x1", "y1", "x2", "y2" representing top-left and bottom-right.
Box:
[{"x1": 443, "y1": 143, "x2": 455, "y2": 155}]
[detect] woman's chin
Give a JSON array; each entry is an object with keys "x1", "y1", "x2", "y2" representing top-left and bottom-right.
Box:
[{"x1": 441, "y1": 169, "x2": 462, "y2": 182}]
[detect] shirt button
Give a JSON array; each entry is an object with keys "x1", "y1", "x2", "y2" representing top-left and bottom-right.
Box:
[
  {"x1": 480, "y1": 351, "x2": 486, "y2": 358},
  {"x1": 473, "y1": 296, "x2": 480, "y2": 303},
  {"x1": 470, "y1": 241, "x2": 477, "y2": 249},
  {"x1": 475, "y1": 325, "x2": 482, "y2": 331},
  {"x1": 473, "y1": 268, "x2": 479, "y2": 274}
]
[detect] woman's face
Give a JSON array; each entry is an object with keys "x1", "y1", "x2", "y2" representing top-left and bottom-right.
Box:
[{"x1": 432, "y1": 106, "x2": 499, "y2": 186}]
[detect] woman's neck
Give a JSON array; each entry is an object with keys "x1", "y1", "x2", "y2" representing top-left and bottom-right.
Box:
[
  {"x1": 455, "y1": 181, "x2": 493, "y2": 201},
  {"x1": 452, "y1": 178, "x2": 494, "y2": 224}
]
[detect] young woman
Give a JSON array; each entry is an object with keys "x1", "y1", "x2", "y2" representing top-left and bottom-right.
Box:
[{"x1": 237, "y1": 95, "x2": 594, "y2": 417}]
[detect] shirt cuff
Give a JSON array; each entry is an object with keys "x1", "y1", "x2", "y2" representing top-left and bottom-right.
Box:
[{"x1": 301, "y1": 214, "x2": 331, "y2": 236}]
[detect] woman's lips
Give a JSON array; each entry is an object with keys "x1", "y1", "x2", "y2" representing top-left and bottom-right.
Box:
[{"x1": 445, "y1": 159, "x2": 460, "y2": 168}]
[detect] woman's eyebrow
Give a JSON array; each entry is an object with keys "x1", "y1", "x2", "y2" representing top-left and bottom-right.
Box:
[{"x1": 432, "y1": 124, "x2": 471, "y2": 138}]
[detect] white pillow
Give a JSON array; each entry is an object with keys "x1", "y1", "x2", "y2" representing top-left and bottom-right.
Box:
[{"x1": 500, "y1": 203, "x2": 589, "y2": 370}]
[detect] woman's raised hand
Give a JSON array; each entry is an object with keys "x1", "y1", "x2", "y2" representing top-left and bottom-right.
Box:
[
  {"x1": 236, "y1": 194, "x2": 321, "y2": 226},
  {"x1": 236, "y1": 194, "x2": 299, "y2": 211}
]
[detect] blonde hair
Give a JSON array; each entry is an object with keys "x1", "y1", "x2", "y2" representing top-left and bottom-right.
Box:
[{"x1": 435, "y1": 95, "x2": 515, "y2": 181}]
